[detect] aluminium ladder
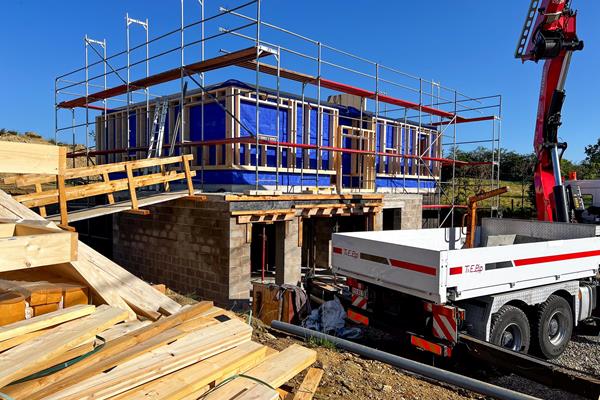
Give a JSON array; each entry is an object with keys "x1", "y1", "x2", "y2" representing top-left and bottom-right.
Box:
[{"x1": 147, "y1": 98, "x2": 169, "y2": 159}]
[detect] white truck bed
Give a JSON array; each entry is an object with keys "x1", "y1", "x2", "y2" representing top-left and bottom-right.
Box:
[{"x1": 332, "y1": 219, "x2": 600, "y2": 304}]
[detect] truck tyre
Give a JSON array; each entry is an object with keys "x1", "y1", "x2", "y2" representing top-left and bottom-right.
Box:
[
  {"x1": 531, "y1": 295, "x2": 573, "y2": 359},
  {"x1": 490, "y1": 305, "x2": 530, "y2": 353}
]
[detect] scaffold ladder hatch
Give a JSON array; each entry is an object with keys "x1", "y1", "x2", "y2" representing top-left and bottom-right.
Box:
[{"x1": 147, "y1": 98, "x2": 169, "y2": 159}]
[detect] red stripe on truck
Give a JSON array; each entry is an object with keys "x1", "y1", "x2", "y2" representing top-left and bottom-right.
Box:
[
  {"x1": 449, "y1": 267, "x2": 462, "y2": 275},
  {"x1": 514, "y1": 249, "x2": 600, "y2": 266},
  {"x1": 389, "y1": 259, "x2": 437, "y2": 276},
  {"x1": 333, "y1": 246, "x2": 342, "y2": 254}
]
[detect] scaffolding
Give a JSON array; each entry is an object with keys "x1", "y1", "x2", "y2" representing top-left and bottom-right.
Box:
[{"x1": 54, "y1": 0, "x2": 501, "y2": 228}]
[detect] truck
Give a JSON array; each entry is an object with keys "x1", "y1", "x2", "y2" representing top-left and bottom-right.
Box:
[
  {"x1": 332, "y1": 0, "x2": 595, "y2": 359},
  {"x1": 332, "y1": 218, "x2": 600, "y2": 358}
]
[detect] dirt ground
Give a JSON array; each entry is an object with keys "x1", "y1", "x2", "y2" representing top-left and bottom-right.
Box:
[
  {"x1": 249, "y1": 315, "x2": 477, "y2": 400},
  {"x1": 166, "y1": 289, "x2": 476, "y2": 399}
]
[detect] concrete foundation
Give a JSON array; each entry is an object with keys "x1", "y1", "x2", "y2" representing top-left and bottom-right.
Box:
[{"x1": 112, "y1": 192, "x2": 421, "y2": 306}]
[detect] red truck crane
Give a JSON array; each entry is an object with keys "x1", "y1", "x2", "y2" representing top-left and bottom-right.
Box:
[{"x1": 515, "y1": 0, "x2": 583, "y2": 222}]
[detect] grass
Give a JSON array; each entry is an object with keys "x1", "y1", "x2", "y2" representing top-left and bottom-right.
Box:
[
  {"x1": 307, "y1": 336, "x2": 338, "y2": 351},
  {"x1": 441, "y1": 179, "x2": 533, "y2": 211}
]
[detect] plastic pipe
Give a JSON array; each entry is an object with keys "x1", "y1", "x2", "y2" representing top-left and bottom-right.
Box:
[{"x1": 271, "y1": 321, "x2": 539, "y2": 400}]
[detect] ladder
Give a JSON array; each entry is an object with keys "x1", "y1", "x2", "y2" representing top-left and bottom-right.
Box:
[
  {"x1": 147, "y1": 98, "x2": 169, "y2": 159},
  {"x1": 168, "y1": 81, "x2": 188, "y2": 157}
]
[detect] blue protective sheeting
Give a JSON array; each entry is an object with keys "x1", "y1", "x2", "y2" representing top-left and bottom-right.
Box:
[{"x1": 196, "y1": 169, "x2": 332, "y2": 187}]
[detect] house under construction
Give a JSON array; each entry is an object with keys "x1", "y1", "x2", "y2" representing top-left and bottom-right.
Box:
[{"x1": 52, "y1": 0, "x2": 501, "y2": 305}]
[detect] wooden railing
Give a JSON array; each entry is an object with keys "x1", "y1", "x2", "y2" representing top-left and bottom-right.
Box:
[{"x1": 3, "y1": 154, "x2": 195, "y2": 226}]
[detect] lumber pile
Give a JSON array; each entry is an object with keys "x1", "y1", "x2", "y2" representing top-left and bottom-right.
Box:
[{"x1": 0, "y1": 301, "x2": 318, "y2": 399}]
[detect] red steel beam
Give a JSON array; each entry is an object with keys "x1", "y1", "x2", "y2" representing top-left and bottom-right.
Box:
[
  {"x1": 58, "y1": 46, "x2": 276, "y2": 109},
  {"x1": 69, "y1": 137, "x2": 473, "y2": 167},
  {"x1": 236, "y1": 60, "x2": 492, "y2": 123}
]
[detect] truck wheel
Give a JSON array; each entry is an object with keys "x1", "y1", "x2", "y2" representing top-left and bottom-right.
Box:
[
  {"x1": 531, "y1": 295, "x2": 573, "y2": 359},
  {"x1": 489, "y1": 305, "x2": 530, "y2": 353}
]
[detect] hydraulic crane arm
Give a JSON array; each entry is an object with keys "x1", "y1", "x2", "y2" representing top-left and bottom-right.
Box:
[{"x1": 516, "y1": 0, "x2": 583, "y2": 222}]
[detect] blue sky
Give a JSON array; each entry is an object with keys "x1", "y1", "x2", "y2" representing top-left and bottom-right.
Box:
[{"x1": 1, "y1": 1, "x2": 598, "y2": 161}]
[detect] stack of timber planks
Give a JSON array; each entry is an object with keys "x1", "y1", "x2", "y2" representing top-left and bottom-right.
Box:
[{"x1": 0, "y1": 301, "x2": 320, "y2": 399}]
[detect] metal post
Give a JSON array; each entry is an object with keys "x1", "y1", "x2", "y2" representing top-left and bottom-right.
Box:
[
  {"x1": 84, "y1": 35, "x2": 90, "y2": 167},
  {"x1": 71, "y1": 109, "x2": 76, "y2": 168},
  {"x1": 180, "y1": 0, "x2": 185, "y2": 158},
  {"x1": 375, "y1": 63, "x2": 379, "y2": 193},
  {"x1": 146, "y1": 18, "x2": 150, "y2": 156},
  {"x1": 255, "y1": 0, "x2": 261, "y2": 190},
  {"x1": 275, "y1": 47, "x2": 281, "y2": 190},
  {"x1": 199, "y1": 0, "x2": 205, "y2": 191},
  {"x1": 126, "y1": 13, "x2": 131, "y2": 160},
  {"x1": 300, "y1": 82, "x2": 306, "y2": 193},
  {"x1": 54, "y1": 78, "x2": 58, "y2": 144},
  {"x1": 316, "y1": 42, "x2": 322, "y2": 190},
  {"x1": 451, "y1": 90, "x2": 458, "y2": 229}
]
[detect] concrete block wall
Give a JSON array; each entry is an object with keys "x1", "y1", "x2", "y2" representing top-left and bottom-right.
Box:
[
  {"x1": 113, "y1": 197, "x2": 238, "y2": 306},
  {"x1": 382, "y1": 193, "x2": 423, "y2": 229}
]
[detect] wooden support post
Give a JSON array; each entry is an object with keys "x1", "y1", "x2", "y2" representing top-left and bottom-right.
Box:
[
  {"x1": 57, "y1": 147, "x2": 68, "y2": 228},
  {"x1": 102, "y1": 172, "x2": 115, "y2": 204},
  {"x1": 125, "y1": 164, "x2": 138, "y2": 210},
  {"x1": 35, "y1": 183, "x2": 47, "y2": 217},
  {"x1": 182, "y1": 155, "x2": 194, "y2": 196},
  {"x1": 297, "y1": 217, "x2": 303, "y2": 247},
  {"x1": 159, "y1": 165, "x2": 170, "y2": 192}
]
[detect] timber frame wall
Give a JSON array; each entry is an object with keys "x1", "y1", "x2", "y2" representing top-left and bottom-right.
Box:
[{"x1": 95, "y1": 83, "x2": 441, "y2": 192}]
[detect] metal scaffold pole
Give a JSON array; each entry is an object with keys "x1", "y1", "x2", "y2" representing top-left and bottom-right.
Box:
[
  {"x1": 199, "y1": 0, "x2": 205, "y2": 191},
  {"x1": 180, "y1": 0, "x2": 185, "y2": 159},
  {"x1": 316, "y1": 42, "x2": 322, "y2": 191},
  {"x1": 255, "y1": 0, "x2": 261, "y2": 190},
  {"x1": 275, "y1": 46, "x2": 281, "y2": 191}
]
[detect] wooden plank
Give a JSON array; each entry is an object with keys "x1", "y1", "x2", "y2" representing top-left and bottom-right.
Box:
[
  {"x1": 102, "y1": 172, "x2": 115, "y2": 204},
  {"x1": 0, "y1": 329, "x2": 47, "y2": 353},
  {"x1": 0, "y1": 224, "x2": 77, "y2": 272},
  {"x1": 112, "y1": 341, "x2": 268, "y2": 400},
  {"x1": 7, "y1": 301, "x2": 213, "y2": 400},
  {"x1": 224, "y1": 193, "x2": 383, "y2": 202},
  {"x1": 203, "y1": 344, "x2": 317, "y2": 399},
  {"x1": 125, "y1": 164, "x2": 139, "y2": 210},
  {"x1": 74, "y1": 242, "x2": 181, "y2": 317},
  {"x1": 97, "y1": 320, "x2": 152, "y2": 342},
  {"x1": 182, "y1": 154, "x2": 195, "y2": 195},
  {"x1": 0, "y1": 142, "x2": 62, "y2": 175},
  {"x1": 293, "y1": 368, "x2": 324, "y2": 400},
  {"x1": 0, "y1": 304, "x2": 95, "y2": 342},
  {"x1": 45, "y1": 319, "x2": 252, "y2": 400},
  {"x1": 0, "y1": 305, "x2": 128, "y2": 389}
]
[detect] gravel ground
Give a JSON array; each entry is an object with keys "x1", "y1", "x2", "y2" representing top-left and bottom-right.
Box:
[
  {"x1": 489, "y1": 375, "x2": 586, "y2": 400},
  {"x1": 553, "y1": 328, "x2": 600, "y2": 377}
]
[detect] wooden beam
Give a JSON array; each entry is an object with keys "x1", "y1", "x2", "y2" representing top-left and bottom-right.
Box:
[
  {"x1": 293, "y1": 368, "x2": 324, "y2": 400},
  {"x1": 0, "y1": 223, "x2": 77, "y2": 272},
  {"x1": 0, "y1": 304, "x2": 95, "y2": 342},
  {"x1": 110, "y1": 341, "x2": 268, "y2": 400},
  {"x1": 0, "y1": 142, "x2": 63, "y2": 175},
  {"x1": 203, "y1": 344, "x2": 317, "y2": 399},
  {"x1": 0, "y1": 305, "x2": 128, "y2": 389},
  {"x1": 6, "y1": 302, "x2": 213, "y2": 400},
  {"x1": 44, "y1": 319, "x2": 252, "y2": 399}
]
